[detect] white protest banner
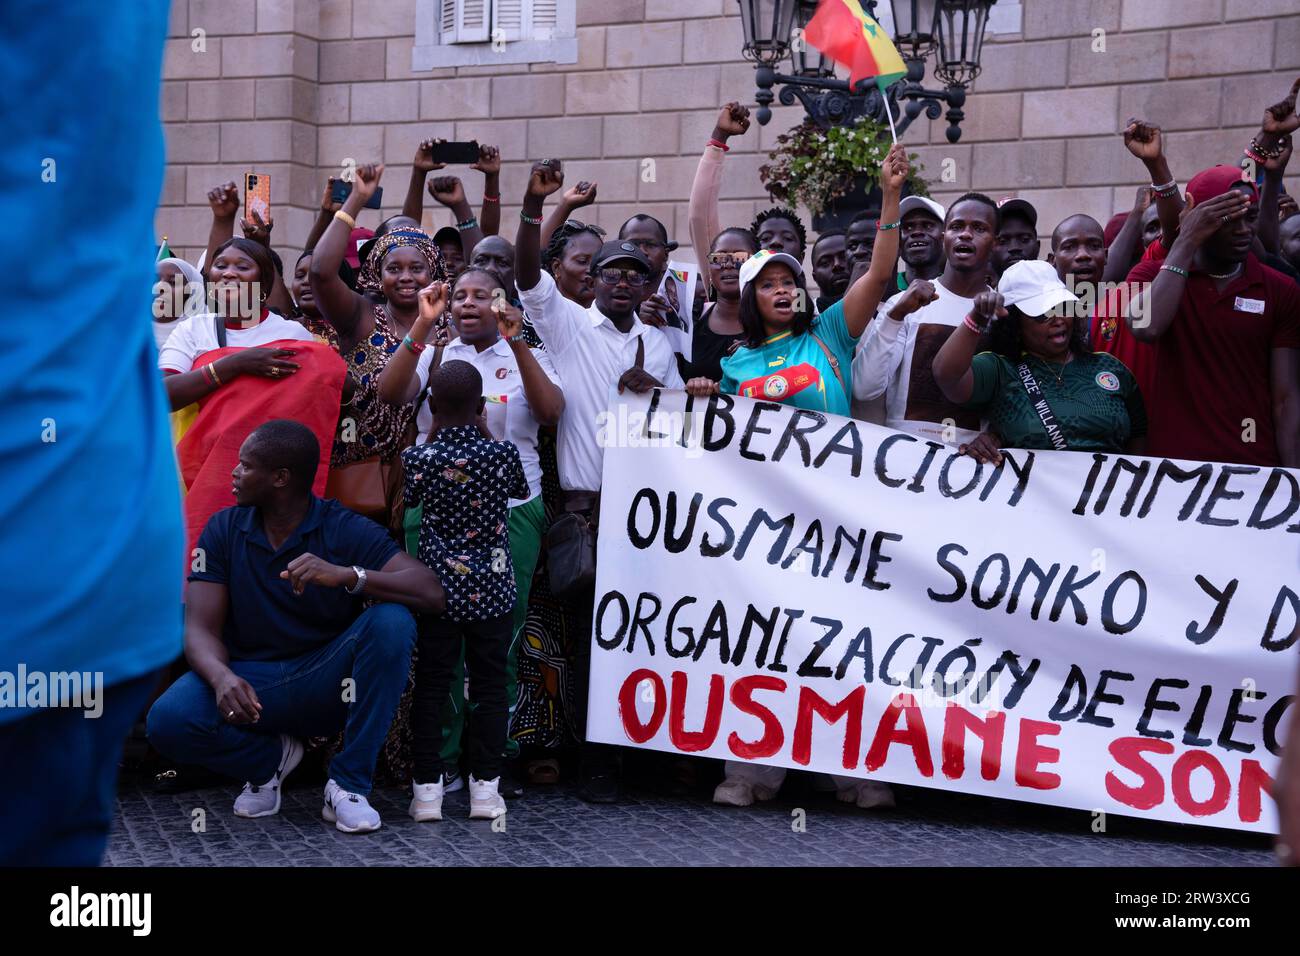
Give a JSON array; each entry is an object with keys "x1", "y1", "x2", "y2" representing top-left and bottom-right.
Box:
[{"x1": 588, "y1": 389, "x2": 1299, "y2": 833}]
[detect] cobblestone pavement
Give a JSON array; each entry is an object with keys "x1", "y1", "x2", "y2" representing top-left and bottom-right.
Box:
[{"x1": 107, "y1": 769, "x2": 1274, "y2": 867}]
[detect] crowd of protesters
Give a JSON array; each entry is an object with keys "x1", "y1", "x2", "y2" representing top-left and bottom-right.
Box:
[
  {"x1": 11, "y1": 3, "x2": 1300, "y2": 878},
  {"x1": 134, "y1": 78, "x2": 1300, "y2": 844}
]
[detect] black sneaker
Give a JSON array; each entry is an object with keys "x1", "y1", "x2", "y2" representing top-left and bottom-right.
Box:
[
  {"x1": 152, "y1": 764, "x2": 225, "y2": 794},
  {"x1": 444, "y1": 768, "x2": 464, "y2": 794},
  {"x1": 500, "y1": 765, "x2": 525, "y2": 800},
  {"x1": 578, "y1": 764, "x2": 621, "y2": 804}
]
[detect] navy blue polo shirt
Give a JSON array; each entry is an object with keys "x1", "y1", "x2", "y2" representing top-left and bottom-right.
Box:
[{"x1": 190, "y1": 496, "x2": 401, "y2": 662}]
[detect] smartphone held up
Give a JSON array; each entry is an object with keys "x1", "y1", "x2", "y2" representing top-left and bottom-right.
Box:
[
  {"x1": 330, "y1": 178, "x2": 384, "y2": 209},
  {"x1": 244, "y1": 172, "x2": 271, "y2": 222}
]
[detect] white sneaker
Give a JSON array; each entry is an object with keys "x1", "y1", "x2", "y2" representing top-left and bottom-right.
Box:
[
  {"x1": 410, "y1": 777, "x2": 445, "y2": 822},
  {"x1": 322, "y1": 779, "x2": 382, "y2": 833},
  {"x1": 468, "y1": 774, "x2": 506, "y2": 820},
  {"x1": 713, "y1": 778, "x2": 754, "y2": 806},
  {"x1": 233, "y1": 734, "x2": 303, "y2": 818},
  {"x1": 712, "y1": 776, "x2": 778, "y2": 806},
  {"x1": 836, "y1": 780, "x2": 896, "y2": 810}
]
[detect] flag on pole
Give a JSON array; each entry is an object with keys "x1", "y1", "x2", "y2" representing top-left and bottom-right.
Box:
[
  {"x1": 156, "y1": 237, "x2": 174, "y2": 261},
  {"x1": 803, "y1": 0, "x2": 907, "y2": 93}
]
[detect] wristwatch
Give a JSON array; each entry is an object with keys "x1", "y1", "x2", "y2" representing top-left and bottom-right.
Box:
[{"x1": 345, "y1": 565, "x2": 367, "y2": 595}]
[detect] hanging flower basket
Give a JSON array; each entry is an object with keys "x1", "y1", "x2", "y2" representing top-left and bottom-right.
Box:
[{"x1": 759, "y1": 116, "x2": 930, "y2": 229}]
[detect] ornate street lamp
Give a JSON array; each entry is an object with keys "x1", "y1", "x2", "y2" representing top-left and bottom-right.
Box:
[
  {"x1": 790, "y1": 2, "x2": 836, "y2": 77},
  {"x1": 889, "y1": 0, "x2": 940, "y2": 62},
  {"x1": 737, "y1": 1, "x2": 800, "y2": 66},
  {"x1": 737, "y1": 0, "x2": 997, "y2": 143}
]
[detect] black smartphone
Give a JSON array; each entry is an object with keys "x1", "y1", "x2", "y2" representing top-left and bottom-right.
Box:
[
  {"x1": 330, "y1": 179, "x2": 384, "y2": 209},
  {"x1": 429, "y1": 140, "x2": 480, "y2": 165}
]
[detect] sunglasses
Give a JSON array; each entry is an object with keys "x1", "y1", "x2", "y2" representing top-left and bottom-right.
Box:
[
  {"x1": 1018, "y1": 302, "x2": 1080, "y2": 321},
  {"x1": 597, "y1": 267, "x2": 648, "y2": 287},
  {"x1": 707, "y1": 251, "x2": 752, "y2": 268},
  {"x1": 563, "y1": 219, "x2": 605, "y2": 236}
]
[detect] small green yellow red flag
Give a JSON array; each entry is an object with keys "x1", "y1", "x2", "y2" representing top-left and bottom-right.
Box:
[{"x1": 803, "y1": 0, "x2": 907, "y2": 93}]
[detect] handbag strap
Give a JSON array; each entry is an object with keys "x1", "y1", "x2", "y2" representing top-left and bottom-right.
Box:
[
  {"x1": 1016, "y1": 360, "x2": 1069, "y2": 451},
  {"x1": 413, "y1": 345, "x2": 445, "y2": 439},
  {"x1": 808, "y1": 332, "x2": 847, "y2": 402},
  {"x1": 213, "y1": 314, "x2": 227, "y2": 349}
]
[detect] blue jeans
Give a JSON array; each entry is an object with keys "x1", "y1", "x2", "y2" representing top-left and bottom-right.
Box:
[
  {"x1": 0, "y1": 668, "x2": 160, "y2": 866},
  {"x1": 147, "y1": 603, "x2": 415, "y2": 795}
]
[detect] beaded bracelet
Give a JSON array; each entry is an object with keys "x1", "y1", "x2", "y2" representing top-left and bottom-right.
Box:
[
  {"x1": 519, "y1": 211, "x2": 543, "y2": 225},
  {"x1": 1160, "y1": 264, "x2": 1189, "y2": 278},
  {"x1": 962, "y1": 313, "x2": 985, "y2": 334},
  {"x1": 1150, "y1": 178, "x2": 1179, "y2": 198},
  {"x1": 878, "y1": 219, "x2": 901, "y2": 231},
  {"x1": 482, "y1": 193, "x2": 500, "y2": 203},
  {"x1": 708, "y1": 138, "x2": 730, "y2": 152},
  {"x1": 402, "y1": 335, "x2": 426, "y2": 355},
  {"x1": 456, "y1": 216, "x2": 478, "y2": 231},
  {"x1": 1249, "y1": 136, "x2": 1284, "y2": 161}
]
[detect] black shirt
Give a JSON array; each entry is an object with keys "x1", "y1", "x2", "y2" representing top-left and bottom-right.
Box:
[
  {"x1": 678, "y1": 304, "x2": 745, "y2": 381},
  {"x1": 1262, "y1": 252, "x2": 1299, "y2": 283}
]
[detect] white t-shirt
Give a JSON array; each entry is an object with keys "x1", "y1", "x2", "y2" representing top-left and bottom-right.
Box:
[
  {"x1": 153, "y1": 319, "x2": 181, "y2": 352},
  {"x1": 517, "y1": 272, "x2": 684, "y2": 492},
  {"x1": 157, "y1": 311, "x2": 314, "y2": 373},
  {"x1": 851, "y1": 280, "x2": 982, "y2": 445},
  {"x1": 413, "y1": 336, "x2": 561, "y2": 506}
]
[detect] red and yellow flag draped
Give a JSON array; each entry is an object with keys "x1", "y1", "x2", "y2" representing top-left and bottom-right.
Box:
[
  {"x1": 803, "y1": 0, "x2": 907, "y2": 92},
  {"x1": 174, "y1": 340, "x2": 345, "y2": 568}
]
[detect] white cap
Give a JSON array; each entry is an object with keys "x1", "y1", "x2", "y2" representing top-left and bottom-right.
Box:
[
  {"x1": 899, "y1": 195, "x2": 946, "y2": 222},
  {"x1": 737, "y1": 248, "x2": 804, "y2": 296},
  {"x1": 997, "y1": 259, "x2": 1078, "y2": 317}
]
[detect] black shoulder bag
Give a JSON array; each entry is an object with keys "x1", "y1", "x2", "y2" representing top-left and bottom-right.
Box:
[{"x1": 545, "y1": 338, "x2": 645, "y2": 599}]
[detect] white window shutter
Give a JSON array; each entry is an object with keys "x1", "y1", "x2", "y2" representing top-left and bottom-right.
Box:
[
  {"x1": 489, "y1": 0, "x2": 557, "y2": 43},
  {"x1": 529, "y1": 0, "x2": 558, "y2": 40},
  {"x1": 492, "y1": 0, "x2": 525, "y2": 42},
  {"x1": 440, "y1": 0, "x2": 490, "y2": 44}
]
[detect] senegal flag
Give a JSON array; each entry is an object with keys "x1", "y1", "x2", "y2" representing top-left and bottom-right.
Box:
[
  {"x1": 804, "y1": 0, "x2": 907, "y2": 92},
  {"x1": 175, "y1": 340, "x2": 346, "y2": 572}
]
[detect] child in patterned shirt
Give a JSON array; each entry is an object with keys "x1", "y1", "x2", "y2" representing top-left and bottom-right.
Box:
[{"x1": 402, "y1": 357, "x2": 527, "y2": 822}]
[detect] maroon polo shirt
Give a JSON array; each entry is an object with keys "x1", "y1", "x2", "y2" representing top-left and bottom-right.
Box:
[{"x1": 1127, "y1": 253, "x2": 1300, "y2": 466}]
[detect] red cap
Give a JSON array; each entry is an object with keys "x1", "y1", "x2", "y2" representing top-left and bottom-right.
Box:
[
  {"x1": 1102, "y1": 212, "x2": 1129, "y2": 248},
  {"x1": 1186, "y1": 165, "x2": 1257, "y2": 205},
  {"x1": 345, "y1": 227, "x2": 375, "y2": 269}
]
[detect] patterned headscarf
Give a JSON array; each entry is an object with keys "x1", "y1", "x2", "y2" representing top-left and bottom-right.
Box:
[{"x1": 356, "y1": 228, "x2": 447, "y2": 294}]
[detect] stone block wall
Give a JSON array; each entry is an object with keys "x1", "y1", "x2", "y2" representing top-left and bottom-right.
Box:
[{"x1": 157, "y1": 0, "x2": 1300, "y2": 265}]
